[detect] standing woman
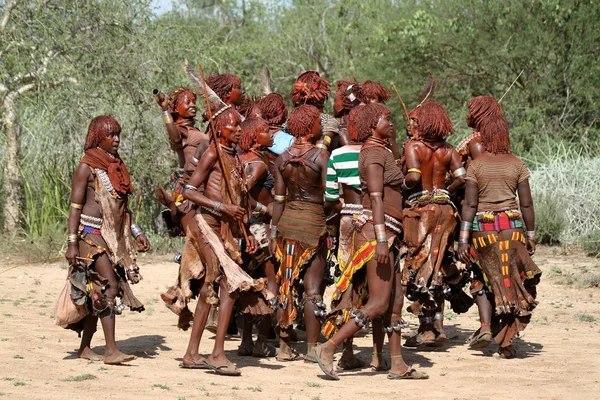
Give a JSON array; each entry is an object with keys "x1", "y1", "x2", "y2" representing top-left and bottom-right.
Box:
[
  {"x1": 313, "y1": 103, "x2": 427, "y2": 380},
  {"x1": 458, "y1": 116, "x2": 542, "y2": 358}
]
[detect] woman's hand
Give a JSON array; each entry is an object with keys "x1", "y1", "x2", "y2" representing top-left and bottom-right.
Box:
[
  {"x1": 246, "y1": 235, "x2": 258, "y2": 255},
  {"x1": 221, "y1": 204, "x2": 245, "y2": 220},
  {"x1": 136, "y1": 234, "x2": 150, "y2": 252},
  {"x1": 458, "y1": 243, "x2": 471, "y2": 264},
  {"x1": 65, "y1": 242, "x2": 79, "y2": 265},
  {"x1": 375, "y1": 242, "x2": 389, "y2": 265},
  {"x1": 526, "y1": 238, "x2": 536, "y2": 256}
]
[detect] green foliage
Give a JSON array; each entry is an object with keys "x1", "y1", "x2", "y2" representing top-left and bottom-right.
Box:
[
  {"x1": 533, "y1": 193, "x2": 567, "y2": 245},
  {"x1": 62, "y1": 374, "x2": 97, "y2": 382},
  {"x1": 580, "y1": 231, "x2": 600, "y2": 258}
]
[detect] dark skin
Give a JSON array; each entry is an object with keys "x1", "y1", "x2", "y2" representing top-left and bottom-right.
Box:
[
  {"x1": 181, "y1": 113, "x2": 258, "y2": 368},
  {"x1": 317, "y1": 113, "x2": 415, "y2": 378},
  {"x1": 66, "y1": 131, "x2": 149, "y2": 364},
  {"x1": 458, "y1": 162, "x2": 536, "y2": 337},
  {"x1": 270, "y1": 115, "x2": 329, "y2": 357}
]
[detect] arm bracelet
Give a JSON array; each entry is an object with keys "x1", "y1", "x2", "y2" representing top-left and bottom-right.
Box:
[
  {"x1": 270, "y1": 225, "x2": 278, "y2": 239},
  {"x1": 184, "y1": 184, "x2": 198, "y2": 192},
  {"x1": 526, "y1": 230, "x2": 536, "y2": 240},
  {"x1": 401, "y1": 179, "x2": 411, "y2": 192},
  {"x1": 254, "y1": 202, "x2": 267, "y2": 214},
  {"x1": 212, "y1": 201, "x2": 222, "y2": 213},
  {"x1": 130, "y1": 224, "x2": 144, "y2": 238},
  {"x1": 70, "y1": 202, "x2": 83, "y2": 210},
  {"x1": 452, "y1": 167, "x2": 467, "y2": 178},
  {"x1": 407, "y1": 168, "x2": 421, "y2": 174},
  {"x1": 67, "y1": 233, "x2": 78, "y2": 243},
  {"x1": 274, "y1": 194, "x2": 287, "y2": 203},
  {"x1": 460, "y1": 221, "x2": 472, "y2": 232},
  {"x1": 374, "y1": 223, "x2": 387, "y2": 243},
  {"x1": 369, "y1": 191, "x2": 383, "y2": 197},
  {"x1": 316, "y1": 143, "x2": 328, "y2": 150},
  {"x1": 458, "y1": 237, "x2": 470, "y2": 244},
  {"x1": 162, "y1": 110, "x2": 174, "y2": 124}
]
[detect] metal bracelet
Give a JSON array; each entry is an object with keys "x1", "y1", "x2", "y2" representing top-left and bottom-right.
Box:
[
  {"x1": 70, "y1": 202, "x2": 83, "y2": 210},
  {"x1": 270, "y1": 225, "x2": 278, "y2": 239},
  {"x1": 374, "y1": 223, "x2": 387, "y2": 243},
  {"x1": 460, "y1": 221, "x2": 472, "y2": 232},
  {"x1": 316, "y1": 143, "x2": 328, "y2": 150},
  {"x1": 274, "y1": 194, "x2": 287, "y2": 203},
  {"x1": 369, "y1": 191, "x2": 383, "y2": 197},
  {"x1": 452, "y1": 167, "x2": 466, "y2": 178},
  {"x1": 162, "y1": 110, "x2": 174, "y2": 124},
  {"x1": 526, "y1": 230, "x2": 536, "y2": 239},
  {"x1": 130, "y1": 224, "x2": 143, "y2": 238},
  {"x1": 67, "y1": 233, "x2": 78, "y2": 243},
  {"x1": 458, "y1": 237, "x2": 470, "y2": 244},
  {"x1": 212, "y1": 201, "x2": 222, "y2": 213},
  {"x1": 401, "y1": 179, "x2": 411, "y2": 192},
  {"x1": 407, "y1": 168, "x2": 421, "y2": 174},
  {"x1": 184, "y1": 184, "x2": 198, "y2": 192}
]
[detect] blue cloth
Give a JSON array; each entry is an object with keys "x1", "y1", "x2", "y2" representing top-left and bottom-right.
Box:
[{"x1": 268, "y1": 130, "x2": 295, "y2": 155}]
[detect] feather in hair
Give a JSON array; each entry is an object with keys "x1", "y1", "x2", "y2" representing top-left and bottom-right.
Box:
[
  {"x1": 182, "y1": 59, "x2": 225, "y2": 108},
  {"x1": 261, "y1": 66, "x2": 272, "y2": 95},
  {"x1": 417, "y1": 71, "x2": 437, "y2": 106}
]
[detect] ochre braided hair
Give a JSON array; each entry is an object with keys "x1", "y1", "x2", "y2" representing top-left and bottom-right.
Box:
[
  {"x1": 467, "y1": 96, "x2": 504, "y2": 130},
  {"x1": 206, "y1": 73, "x2": 242, "y2": 100},
  {"x1": 411, "y1": 101, "x2": 453, "y2": 141},
  {"x1": 255, "y1": 93, "x2": 288, "y2": 126},
  {"x1": 204, "y1": 105, "x2": 242, "y2": 137},
  {"x1": 85, "y1": 115, "x2": 121, "y2": 151},
  {"x1": 351, "y1": 103, "x2": 391, "y2": 143},
  {"x1": 239, "y1": 117, "x2": 269, "y2": 152},
  {"x1": 336, "y1": 78, "x2": 362, "y2": 114},
  {"x1": 479, "y1": 115, "x2": 510, "y2": 154},
  {"x1": 360, "y1": 80, "x2": 391, "y2": 103},
  {"x1": 167, "y1": 86, "x2": 196, "y2": 117},
  {"x1": 287, "y1": 104, "x2": 321, "y2": 138},
  {"x1": 290, "y1": 71, "x2": 330, "y2": 108}
]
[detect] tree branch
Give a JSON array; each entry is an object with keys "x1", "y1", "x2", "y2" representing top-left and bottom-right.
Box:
[
  {"x1": 0, "y1": 0, "x2": 18, "y2": 31},
  {"x1": 11, "y1": 49, "x2": 59, "y2": 86}
]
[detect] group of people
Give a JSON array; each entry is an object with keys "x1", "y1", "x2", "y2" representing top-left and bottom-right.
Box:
[{"x1": 60, "y1": 67, "x2": 542, "y2": 380}]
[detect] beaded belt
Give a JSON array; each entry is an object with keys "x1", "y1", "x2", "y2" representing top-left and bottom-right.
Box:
[
  {"x1": 356, "y1": 208, "x2": 402, "y2": 234},
  {"x1": 81, "y1": 225, "x2": 102, "y2": 235},
  {"x1": 341, "y1": 203, "x2": 363, "y2": 215},
  {"x1": 201, "y1": 206, "x2": 222, "y2": 218},
  {"x1": 407, "y1": 189, "x2": 451, "y2": 205},
  {"x1": 80, "y1": 214, "x2": 103, "y2": 229}
]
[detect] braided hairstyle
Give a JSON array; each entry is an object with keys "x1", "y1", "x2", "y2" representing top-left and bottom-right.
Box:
[
  {"x1": 287, "y1": 104, "x2": 321, "y2": 138},
  {"x1": 350, "y1": 103, "x2": 391, "y2": 143},
  {"x1": 360, "y1": 80, "x2": 391, "y2": 103},
  {"x1": 167, "y1": 86, "x2": 196, "y2": 118},
  {"x1": 204, "y1": 105, "x2": 242, "y2": 137},
  {"x1": 335, "y1": 78, "x2": 363, "y2": 114},
  {"x1": 85, "y1": 115, "x2": 121, "y2": 151},
  {"x1": 467, "y1": 96, "x2": 504, "y2": 130},
  {"x1": 290, "y1": 71, "x2": 330, "y2": 108},
  {"x1": 411, "y1": 102, "x2": 453, "y2": 141},
  {"x1": 206, "y1": 73, "x2": 242, "y2": 100},
  {"x1": 239, "y1": 117, "x2": 269, "y2": 152},
  {"x1": 479, "y1": 115, "x2": 510, "y2": 154},
  {"x1": 255, "y1": 93, "x2": 288, "y2": 126}
]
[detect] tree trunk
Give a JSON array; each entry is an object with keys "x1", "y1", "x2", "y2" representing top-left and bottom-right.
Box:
[{"x1": 1, "y1": 91, "x2": 23, "y2": 234}]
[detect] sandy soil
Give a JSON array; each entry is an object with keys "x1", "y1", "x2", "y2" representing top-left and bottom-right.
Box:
[{"x1": 0, "y1": 246, "x2": 599, "y2": 400}]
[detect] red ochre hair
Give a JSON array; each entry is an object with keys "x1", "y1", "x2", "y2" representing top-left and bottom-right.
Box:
[
  {"x1": 167, "y1": 86, "x2": 196, "y2": 116},
  {"x1": 204, "y1": 105, "x2": 242, "y2": 137},
  {"x1": 336, "y1": 78, "x2": 362, "y2": 114},
  {"x1": 255, "y1": 93, "x2": 288, "y2": 126},
  {"x1": 351, "y1": 103, "x2": 391, "y2": 143},
  {"x1": 360, "y1": 80, "x2": 391, "y2": 103},
  {"x1": 479, "y1": 115, "x2": 510, "y2": 154},
  {"x1": 411, "y1": 101, "x2": 453, "y2": 141},
  {"x1": 206, "y1": 73, "x2": 242, "y2": 100},
  {"x1": 237, "y1": 95, "x2": 258, "y2": 119},
  {"x1": 467, "y1": 96, "x2": 504, "y2": 130},
  {"x1": 287, "y1": 104, "x2": 321, "y2": 138},
  {"x1": 85, "y1": 115, "x2": 121, "y2": 151},
  {"x1": 239, "y1": 117, "x2": 269, "y2": 152},
  {"x1": 290, "y1": 71, "x2": 330, "y2": 108}
]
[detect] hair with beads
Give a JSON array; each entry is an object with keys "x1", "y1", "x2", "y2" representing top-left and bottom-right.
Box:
[
  {"x1": 346, "y1": 106, "x2": 360, "y2": 142},
  {"x1": 290, "y1": 71, "x2": 330, "y2": 108},
  {"x1": 336, "y1": 78, "x2": 362, "y2": 114},
  {"x1": 350, "y1": 103, "x2": 391, "y2": 143},
  {"x1": 479, "y1": 115, "x2": 510, "y2": 154},
  {"x1": 167, "y1": 86, "x2": 196, "y2": 117},
  {"x1": 85, "y1": 115, "x2": 121, "y2": 151},
  {"x1": 239, "y1": 117, "x2": 269, "y2": 152},
  {"x1": 255, "y1": 93, "x2": 288, "y2": 126},
  {"x1": 411, "y1": 101, "x2": 453, "y2": 141},
  {"x1": 206, "y1": 73, "x2": 242, "y2": 100},
  {"x1": 467, "y1": 96, "x2": 504, "y2": 130},
  {"x1": 204, "y1": 105, "x2": 242, "y2": 137},
  {"x1": 360, "y1": 80, "x2": 391, "y2": 103},
  {"x1": 287, "y1": 104, "x2": 321, "y2": 138}
]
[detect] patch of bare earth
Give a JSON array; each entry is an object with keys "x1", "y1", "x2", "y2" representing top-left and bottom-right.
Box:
[{"x1": 0, "y1": 246, "x2": 599, "y2": 399}]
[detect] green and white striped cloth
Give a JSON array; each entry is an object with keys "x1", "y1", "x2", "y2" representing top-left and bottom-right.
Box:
[{"x1": 325, "y1": 144, "x2": 362, "y2": 202}]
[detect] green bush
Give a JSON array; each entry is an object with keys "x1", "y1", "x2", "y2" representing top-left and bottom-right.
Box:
[
  {"x1": 580, "y1": 230, "x2": 600, "y2": 258},
  {"x1": 532, "y1": 192, "x2": 567, "y2": 245}
]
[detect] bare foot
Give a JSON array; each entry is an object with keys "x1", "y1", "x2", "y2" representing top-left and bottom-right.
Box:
[
  {"x1": 104, "y1": 350, "x2": 137, "y2": 365},
  {"x1": 78, "y1": 347, "x2": 103, "y2": 362}
]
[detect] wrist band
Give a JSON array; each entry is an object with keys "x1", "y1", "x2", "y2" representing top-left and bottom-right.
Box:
[
  {"x1": 374, "y1": 223, "x2": 387, "y2": 243},
  {"x1": 369, "y1": 191, "x2": 383, "y2": 197},
  {"x1": 130, "y1": 224, "x2": 143, "y2": 238},
  {"x1": 270, "y1": 225, "x2": 278, "y2": 239},
  {"x1": 162, "y1": 110, "x2": 174, "y2": 124},
  {"x1": 70, "y1": 202, "x2": 83, "y2": 210},
  {"x1": 460, "y1": 221, "x2": 472, "y2": 232},
  {"x1": 274, "y1": 194, "x2": 287, "y2": 202},
  {"x1": 184, "y1": 184, "x2": 198, "y2": 192},
  {"x1": 458, "y1": 237, "x2": 469, "y2": 244},
  {"x1": 212, "y1": 201, "x2": 222, "y2": 213},
  {"x1": 316, "y1": 143, "x2": 328, "y2": 150},
  {"x1": 452, "y1": 167, "x2": 466, "y2": 178},
  {"x1": 67, "y1": 233, "x2": 78, "y2": 243},
  {"x1": 526, "y1": 230, "x2": 536, "y2": 239},
  {"x1": 407, "y1": 168, "x2": 421, "y2": 174},
  {"x1": 401, "y1": 179, "x2": 411, "y2": 191},
  {"x1": 253, "y1": 202, "x2": 267, "y2": 214}
]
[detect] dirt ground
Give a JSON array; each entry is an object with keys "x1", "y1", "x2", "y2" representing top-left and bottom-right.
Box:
[{"x1": 0, "y1": 245, "x2": 599, "y2": 400}]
